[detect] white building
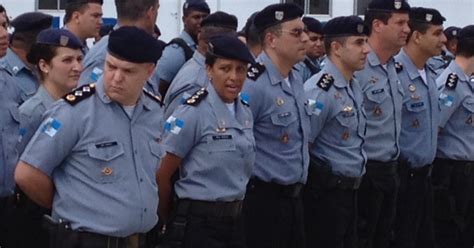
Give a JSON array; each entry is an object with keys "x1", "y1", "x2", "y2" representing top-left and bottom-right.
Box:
[{"x1": 2, "y1": 0, "x2": 474, "y2": 42}]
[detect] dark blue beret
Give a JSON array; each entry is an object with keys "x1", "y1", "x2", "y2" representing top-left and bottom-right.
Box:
[
  {"x1": 27, "y1": 29, "x2": 83, "y2": 64},
  {"x1": 458, "y1": 25, "x2": 474, "y2": 41},
  {"x1": 444, "y1": 26, "x2": 461, "y2": 40},
  {"x1": 410, "y1": 7, "x2": 445, "y2": 26},
  {"x1": 323, "y1": 15, "x2": 369, "y2": 37},
  {"x1": 208, "y1": 35, "x2": 255, "y2": 65},
  {"x1": 367, "y1": 0, "x2": 410, "y2": 13},
  {"x1": 302, "y1": 17, "x2": 323, "y2": 34},
  {"x1": 108, "y1": 26, "x2": 163, "y2": 64},
  {"x1": 254, "y1": 3, "x2": 304, "y2": 32},
  {"x1": 11, "y1": 12, "x2": 53, "y2": 33},
  {"x1": 66, "y1": 0, "x2": 103, "y2": 7},
  {"x1": 201, "y1": 11, "x2": 238, "y2": 31},
  {"x1": 183, "y1": 0, "x2": 210, "y2": 14}
]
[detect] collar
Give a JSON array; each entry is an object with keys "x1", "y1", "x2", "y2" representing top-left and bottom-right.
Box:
[
  {"x1": 96, "y1": 78, "x2": 153, "y2": 110},
  {"x1": 192, "y1": 50, "x2": 205, "y2": 66},
  {"x1": 180, "y1": 30, "x2": 196, "y2": 48},
  {"x1": 207, "y1": 84, "x2": 247, "y2": 130},
  {"x1": 324, "y1": 59, "x2": 350, "y2": 89},
  {"x1": 257, "y1": 52, "x2": 296, "y2": 86},
  {"x1": 397, "y1": 49, "x2": 424, "y2": 81},
  {"x1": 36, "y1": 85, "x2": 55, "y2": 109},
  {"x1": 448, "y1": 60, "x2": 470, "y2": 83},
  {"x1": 4, "y1": 48, "x2": 28, "y2": 75}
]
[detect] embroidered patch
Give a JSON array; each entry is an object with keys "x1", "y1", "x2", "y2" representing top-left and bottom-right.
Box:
[
  {"x1": 165, "y1": 116, "x2": 185, "y2": 135},
  {"x1": 41, "y1": 118, "x2": 62, "y2": 137}
]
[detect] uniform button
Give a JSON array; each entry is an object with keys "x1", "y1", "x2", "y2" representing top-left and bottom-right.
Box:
[{"x1": 140, "y1": 178, "x2": 143, "y2": 182}]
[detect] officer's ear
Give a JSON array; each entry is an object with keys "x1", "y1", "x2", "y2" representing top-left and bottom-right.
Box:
[
  {"x1": 38, "y1": 58, "x2": 50, "y2": 75},
  {"x1": 411, "y1": 30, "x2": 423, "y2": 45},
  {"x1": 371, "y1": 19, "x2": 384, "y2": 34},
  {"x1": 331, "y1": 40, "x2": 343, "y2": 58}
]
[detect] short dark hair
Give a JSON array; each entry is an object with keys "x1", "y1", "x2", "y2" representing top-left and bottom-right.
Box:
[
  {"x1": 115, "y1": 0, "x2": 158, "y2": 21},
  {"x1": 406, "y1": 20, "x2": 431, "y2": 41},
  {"x1": 364, "y1": 10, "x2": 392, "y2": 35},
  {"x1": 456, "y1": 38, "x2": 474, "y2": 57},
  {"x1": 27, "y1": 44, "x2": 59, "y2": 80},
  {"x1": 200, "y1": 26, "x2": 236, "y2": 43},
  {"x1": 0, "y1": 4, "x2": 9, "y2": 25},
  {"x1": 11, "y1": 31, "x2": 41, "y2": 52},
  {"x1": 324, "y1": 36, "x2": 348, "y2": 56},
  {"x1": 64, "y1": 1, "x2": 103, "y2": 24},
  {"x1": 205, "y1": 51, "x2": 218, "y2": 66},
  {"x1": 260, "y1": 23, "x2": 282, "y2": 47}
]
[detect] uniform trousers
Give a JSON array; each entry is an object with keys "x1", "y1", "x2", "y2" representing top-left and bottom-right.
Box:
[
  {"x1": 358, "y1": 160, "x2": 399, "y2": 248},
  {"x1": 432, "y1": 158, "x2": 474, "y2": 248},
  {"x1": 392, "y1": 163, "x2": 434, "y2": 248},
  {"x1": 243, "y1": 178, "x2": 305, "y2": 248}
]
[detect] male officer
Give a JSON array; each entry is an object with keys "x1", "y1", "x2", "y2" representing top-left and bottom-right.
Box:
[
  {"x1": 353, "y1": 1, "x2": 411, "y2": 248},
  {"x1": 15, "y1": 26, "x2": 164, "y2": 248},
  {"x1": 241, "y1": 3, "x2": 310, "y2": 248},
  {"x1": 296, "y1": 16, "x2": 324, "y2": 82},
  {"x1": 393, "y1": 7, "x2": 446, "y2": 248},
  {"x1": 0, "y1": 12, "x2": 52, "y2": 103},
  {"x1": 157, "y1": 0, "x2": 210, "y2": 97},
  {"x1": 0, "y1": 11, "x2": 22, "y2": 248},
  {"x1": 164, "y1": 11, "x2": 237, "y2": 119},
  {"x1": 63, "y1": 0, "x2": 103, "y2": 54},
  {"x1": 241, "y1": 12, "x2": 262, "y2": 58},
  {"x1": 79, "y1": 0, "x2": 160, "y2": 86},
  {"x1": 303, "y1": 15, "x2": 369, "y2": 248},
  {"x1": 428, "y1": 26, "x2": 461, "y2": 79},
  {"x1": 444, "y1": 26, "x2": 461, "y2": 57},
  {"x1": 432, "y1": 25, "x2": 474, "y2": 248}
]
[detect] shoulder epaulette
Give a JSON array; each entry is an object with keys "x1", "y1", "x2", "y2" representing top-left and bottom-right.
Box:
[
  {"x1": 185, "y1": 87, "x2": 208, "y2": 106},
  {"x1": 143, "y1": 87, "x2": 163, "y2": 106},
  {"x1": 445, "y1": 73, "x2": 458, "y2": 90},
  {"x1": 63, "y1": 83, "x2": 96, "y2": 106},
  {"x1": 316, "y1": 74, "x2": 334, "y2": 91},
  {"x1": 395, "y1": 62, "x2": 403, "y2": 73},
  {"x1": 247, "y1": 63, "x2": 266, "y2": 81}
]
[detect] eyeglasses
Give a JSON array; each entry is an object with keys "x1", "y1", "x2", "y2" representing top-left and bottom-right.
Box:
[{"x1": 280, "y1": 28, "x2": 307, "y2": 38}]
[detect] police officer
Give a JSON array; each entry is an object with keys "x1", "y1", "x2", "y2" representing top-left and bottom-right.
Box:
[
  {"x1": 393, "y1": 7, "x2": 446, "y2": 248},
  {"x1": 303, "y1": 16, "x2": 369, "y2": 248},
  {"x1": 0, "y1": 12, "x2": 52, "y2": 103},
  {"x1": 0, "y1": 11, "x2": 23, "y2": 248},
  {"x1": 432, "y1": 25, "x2": 474, "y2": 248},
  {"x1": 240, "y1": 3, "x2": 310, "y2": 248},
  {"x1": 79, "y1": 0, "x2": 160, "y2": 87},
  {"x1": 15, "y1": 26, "x2": 164, "y2": 248},
  {"x1": 241, "y1": 11, "x2": 262, "y2": 58},
  {"x1": 157, "y1": 35, "x2": 255, "y2": 248},
  {"x1": 63, "y1": 0, "x2": 104, "y2": 55},
  {"x1": 354, "y1": 1, "x2": 410, "y2": 248},
  {"x1": 296, "y1": 16, "x2": 324, "y2": 82},
  {"x1": 164, "y1": 11, "x2": 238, "y2": 119},
  {"x1": 157, "y1": 0, "x2": 210, "y2": 96},
  {"x1": 431, "y1": 26, "x2": 462, "y2": 85}
]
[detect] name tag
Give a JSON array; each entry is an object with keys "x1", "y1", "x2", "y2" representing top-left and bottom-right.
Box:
[
  {"x1": 411, "y1": 102, "x2": 424, "y2": 108},
  {"x1": 371, "y1": 88, "x2": 384, "y2": 95},
  {"x1": 95, "y1": 141, "x2": 118, "y2": 148},
  {"x1": 212, "y1": 135, "x2": 232, "y2": 140},
  {"x1": 278, "y1": 112, "x2": 291, "y2": 118}
]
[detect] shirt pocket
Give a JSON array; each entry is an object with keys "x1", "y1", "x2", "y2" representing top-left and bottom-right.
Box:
[
  {"x1": 206, "y1": 134, "x2": 237, "y2": 153},
  {"x1": 270, "y1": 111, "x2": 298, "y2": 127},
  {"x1": 462, "y1": 98, "x2": 474, "y2": 114},
  {"x1": 335, "y1": 111, "x2": 358, "y2": 130},
  {"x1": 366, "y1": 87, "x2": 388, "y2": 104},
  {"x1": 406, "y1": 101, "x2": 427, "y2": 113},
  {"x1": 87, "y1": 141, "x2": 125, "y2": 183},
  {"x1": 149, "y1": 140, "x2": 164, "y2": 171}
]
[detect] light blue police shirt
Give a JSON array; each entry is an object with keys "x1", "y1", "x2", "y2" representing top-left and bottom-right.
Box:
[
  {"x1": 354, "y1": 49, "x2": 404, "y2": 162},
  {"x1": 395, "y1": 49, "x2": 439, "y2": 168},
  {"x1": 304, "y1": 59, "x2": 366, "y2": 177},
  {"x1": 436, "y1": 60, "x2": 474, "y2": 161},
  {"x1": 241, "y1": 52, "x2": 310, "y2": 184},
  {"x1": 0, "y1": 48, "x2": 38, "y2": 102},
  {"x1": 20, "y1": 79, "x2": 165, "y2": 237}
]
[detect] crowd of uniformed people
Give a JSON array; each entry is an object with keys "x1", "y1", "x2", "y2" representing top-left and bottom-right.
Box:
[{"x1": 0, "y1": 0, "x2": 473, "y2": 247}]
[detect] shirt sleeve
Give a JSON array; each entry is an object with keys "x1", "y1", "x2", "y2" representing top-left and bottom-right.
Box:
[
  {"x1": 157, "y1": 45, "x2": 186, "y2": 83},
  {"x1": 438, "y1": 87, "x2": 462, "y2": 128},
  {"x1": 161, "y1": 105, "x2": 200, "y2": 158}
]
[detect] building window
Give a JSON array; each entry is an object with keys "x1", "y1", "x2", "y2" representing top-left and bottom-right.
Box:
[
  {"x1": 355, "y1": 0, "x2": 370, "y2": 15},
  {"x1": 286, "y1": 0, "x2": 330, "y2": 15},
  {"x1": 38, "y1": 0, "x2": 66, "y2": 10}
]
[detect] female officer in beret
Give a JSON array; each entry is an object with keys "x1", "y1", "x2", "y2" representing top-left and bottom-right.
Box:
[
  {"x1": 157, "y1": 35, "x2": 256, "y2": 248},
  {"x1": 18, "y1": 29, "x2": 84, "y2": 153}
]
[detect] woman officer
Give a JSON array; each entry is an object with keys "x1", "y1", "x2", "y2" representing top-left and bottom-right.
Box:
[
  {"x1": 158, "y1": 35, "x2": 256, "y2": 248},
  {"x1": 18, "y1": 28, "x2": 83, "y2": 153}
]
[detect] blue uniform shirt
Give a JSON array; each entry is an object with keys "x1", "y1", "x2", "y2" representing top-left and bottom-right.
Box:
[
  {"x1": 18, "y1": 85, "x2": 55, "y2": 154},
  {"x1": 242, "y1": 52, "x2": 310, "y2": 184},
  {"x1": 436, "y1": 61, "x2": 474, "y2": 161},
  {"x1": 79, "y1": 35, "x2": 109, "y2": 86},
  {"x1": 164, "y1": 50, "x2": 207, "y2": 119},
  {"x1": 0, "y1": 48, "x2": 39, "y2": 102},
  {"x1": 295, "y1": 56, "x2": 321, "y2": 83},
  {"x1": 156, "y1": 31, "x2": 196, "y2": 83},
  {"x1": 0, "y1": 68, "x2": 21, "y2": 197},
  {"x1": 395, "y1": 49, "x2": 439, "y2": 168},
  {"x1": 354, "y1": 49, "x2": 404, "y2": 162},
  {"x1": 20, "y1": 79, "x2": 165, "y2": 237},
  {"x1": 304, "y1": 59, "x2": 366, "y2": 177},
  {"x1": 162, "y1": 84, "x2": 255, "y2": 201}
]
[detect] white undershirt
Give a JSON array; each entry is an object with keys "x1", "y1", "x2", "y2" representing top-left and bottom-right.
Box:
[
  {"x1": 122, "y1": 105, "x2": 136, "y2": 118},
  {"x1": 418, "y1": 68, "x2": 427, "y2": 84},
  {"x1": 226, "y1": 102, "x2": 236, "y2": 117},
  {"x1": 284, "y1": 77, "x2": 291, "y2": 88}
]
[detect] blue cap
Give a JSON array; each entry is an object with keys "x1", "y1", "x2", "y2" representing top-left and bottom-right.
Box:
[
  {"x1": 10, "y1": 12, "x2": 53, "y2": 33},
  {"x1": 323, "y1": 16, "x2": 369, "y2": 37},
  {"x1": 410, "y1": 7, "x2": 445, "y2": 25},
  {"x1": 201, "y1": 11, "x2": 238, "y2": 31},
  {"x1": 207, "y1": 35, "x2": 255, "y2": 65},
  {"x1": 27, "y1": 29, "x2": 83, "y2": 64},
  {"x1": 254, "y1": 3, "x2": 304, "y2": 32},
  {"x1": 108, "y1": 26, "x2": 163, "y2": 64},
  {"x1": 458, "y1": 25, "x2": 474, "y2": 41},
  {"x1": 367, "y1": 0, "x2": 410, "y2": 13},
  {"x1": 444, "y1": 26, "x2": 461, "y2": 40},
  {"x1": 183, "y1": 0, "x2": 210, "y2": 14},
  {"x1": 303, "y1": 17, "x2": 323, "y2": 34}
]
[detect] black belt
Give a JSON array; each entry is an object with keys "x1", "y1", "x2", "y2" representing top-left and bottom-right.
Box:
[
  {"x1": 308, "y1": 158, "x2": 362, "y2": 190},
  {"x1": 176, "y1": 199, "x2": 242, "y2": 218},
  {"x1": 74, "y1": 231, "x2": 146, "y2": 248},
  {"x1": 434, "y1": 158, "x2": 473, "y2": 175},
  {"x1": 247, "y1": 178, "x2": 303, "y2": 198},
  {"x1": 399, "y1": 161, "x2": 432, "y2": 178},
  {"x1": 366, "y1": 160, "x2": 398, "y2": 175}
]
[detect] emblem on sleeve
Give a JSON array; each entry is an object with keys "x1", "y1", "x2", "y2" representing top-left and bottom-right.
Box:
[
  {"x1": 41, "y1": 117, "x2": 62, "y2": 137},
  {"x1": 165, "y1": 116, "x2": 185, "y2": 135}
]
